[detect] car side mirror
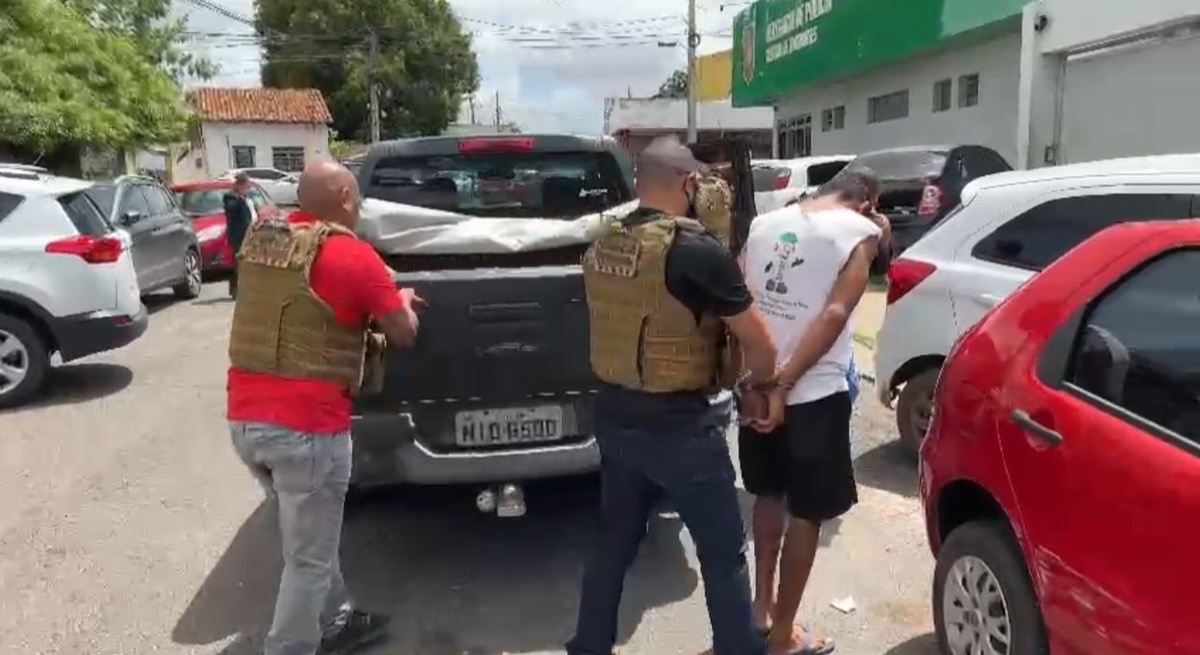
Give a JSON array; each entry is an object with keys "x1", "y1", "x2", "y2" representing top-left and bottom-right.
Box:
[
  {"x1": 121, "y1": 210, "x2": 144, "y2": 225},
  {"x1": 1074, "y1": 324, "x2": 1130, "y2": 403}
]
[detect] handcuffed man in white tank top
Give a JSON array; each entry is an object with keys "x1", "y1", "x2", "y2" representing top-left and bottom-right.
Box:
[{"x1": 736, "y1": 169, "x2": 884, "y2": 655}]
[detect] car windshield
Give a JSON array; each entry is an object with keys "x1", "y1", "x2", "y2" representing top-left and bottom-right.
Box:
[
  {"x1": 365, "y1": 150, "x2": 631, "y2": 219},
  {"x1": 175, "y1": 188, "x2": 228, "y2": 216},
  {"x1": 851, "y1": 150, "x2": 948, "y2": 180},
  {"x1": 83, "y1": 184, "x2": 117, "y2": 218}
]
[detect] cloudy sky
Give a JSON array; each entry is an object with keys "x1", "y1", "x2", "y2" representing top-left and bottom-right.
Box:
[{"x1": 172, "y1": 0, "x2": 744, "y2": 135}]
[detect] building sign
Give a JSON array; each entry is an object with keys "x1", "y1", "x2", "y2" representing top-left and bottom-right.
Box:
[
  {"x1": 764, "y1": 0, "x2": 832, "y2": 64},
  {"x1": 731, "y1": 0, "x2": 1029, "y2": 107}
]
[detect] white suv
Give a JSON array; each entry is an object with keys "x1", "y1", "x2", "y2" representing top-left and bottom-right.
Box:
[
  {"x1": 0, "y1": 167, "x2": 147, "y2": 408},
  {"x1": 875, "y1": 153, "x2": 1200, "y2": 450}
]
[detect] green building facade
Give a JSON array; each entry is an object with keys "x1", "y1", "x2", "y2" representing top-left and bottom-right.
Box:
[{"x1": 731, "y1": 0, "x2": 1030, "y2": 107}]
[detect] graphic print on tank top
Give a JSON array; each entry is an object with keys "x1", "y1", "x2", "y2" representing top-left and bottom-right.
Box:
[{"x1": 763, "y1": 231, "x2": 804, "y2": 295}]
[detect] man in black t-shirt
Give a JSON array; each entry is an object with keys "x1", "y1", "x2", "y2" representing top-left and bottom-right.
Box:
[{"x1": 568, "y1": 137, "x2": 779, "y2": 655}]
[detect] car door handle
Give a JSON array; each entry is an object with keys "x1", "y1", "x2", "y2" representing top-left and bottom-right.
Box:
[{"x1": 1010, "y1": 409, "x2": 1063, "y2": 446}]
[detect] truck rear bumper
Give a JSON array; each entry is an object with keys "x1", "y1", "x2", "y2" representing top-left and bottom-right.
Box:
[{"x1": 351, "y1": 412, "x2": 600, "y2": 487}]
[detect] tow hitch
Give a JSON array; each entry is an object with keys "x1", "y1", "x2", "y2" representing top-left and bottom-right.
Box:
[{"x1": 475, "y1": 482, "x2": 527, "y2": 518}]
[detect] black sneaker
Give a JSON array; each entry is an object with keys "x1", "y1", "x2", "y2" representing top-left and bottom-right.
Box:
[{"x1": 317, "y1": 610, "x2": 390, "y2": 655}]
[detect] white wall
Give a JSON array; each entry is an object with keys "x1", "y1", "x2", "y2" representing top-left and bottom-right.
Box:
[
  {"x1": 176, "y1": 121, "x2": 330, "y2": 182},
  {"x1": 774, "y1": 31, "x2": 1024, "y2": 164},
  {"x1": 1060, "y1": 33, "x2": 1200, "y2": 164},
  {"x1": 1039, "y1": 0, "x2": 1200, "y2": 53}
]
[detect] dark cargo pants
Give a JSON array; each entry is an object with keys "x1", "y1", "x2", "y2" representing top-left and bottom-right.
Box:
[
  {"x1": 229, "y1": 422, "x2": 354, "y2": 655},
  {"x1": 567, "y1": 409, "x2": 765, "y2": 655}
]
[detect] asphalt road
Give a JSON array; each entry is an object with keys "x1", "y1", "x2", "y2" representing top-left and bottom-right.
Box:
[{"x1": 0, "y1": 280, "x2": 937, "y2": 655}]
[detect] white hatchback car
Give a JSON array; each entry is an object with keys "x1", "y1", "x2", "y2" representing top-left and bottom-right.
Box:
[
  {"x1": 751, "y1": 155, "x2": 855, "y2": 214},
  {"x1": 875, "y1": 153, "x2": 1200, "y2": 450},
  {"x1": 0, "y1": 167, "x2": 147, "y2": 408},
  {"x1": 222, "y1": 167, "x2": 299, "y2": 206}
]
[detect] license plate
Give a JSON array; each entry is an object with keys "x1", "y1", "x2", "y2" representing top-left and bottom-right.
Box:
[{"x1": 454, "y1": 405, "x2": 565, "y2": 447}]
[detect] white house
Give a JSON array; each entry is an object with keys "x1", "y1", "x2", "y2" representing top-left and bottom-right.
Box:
[{"x1": 174, "y1": 87, "x2": 333, "y2": 182}]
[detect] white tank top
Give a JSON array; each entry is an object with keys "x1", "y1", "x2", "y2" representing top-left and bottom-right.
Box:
[{"x1": 743, "y1": 205, "x2": 880, "y2": 405}]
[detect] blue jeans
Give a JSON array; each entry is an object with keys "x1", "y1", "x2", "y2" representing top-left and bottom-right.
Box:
[
  {"x1": 229, "y1": 422, "x2": 354, "y2": 655},
  {"x1": 567, "y1": 409, "x2": 764, "y2": 655}
]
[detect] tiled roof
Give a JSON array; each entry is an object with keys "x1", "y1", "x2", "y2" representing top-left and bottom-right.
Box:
[{"x1": 188, "y1": 87, "x2": 333, "y2": 125}]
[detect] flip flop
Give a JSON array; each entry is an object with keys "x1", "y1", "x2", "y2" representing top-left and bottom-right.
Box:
[{"x1": 769, "y1": 627, "x2": 835, "y2": 655}]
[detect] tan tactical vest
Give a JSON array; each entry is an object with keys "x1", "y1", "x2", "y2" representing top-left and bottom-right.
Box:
[
  {"x1": 692, "y1": 175, "x2": 743, "y2": 389},
  {"x1": 228, "y1": 218, "x2": 387, "y2": 394},
  {"x1": 584, "y1": 207, "x2": 738, "y2": 394}
]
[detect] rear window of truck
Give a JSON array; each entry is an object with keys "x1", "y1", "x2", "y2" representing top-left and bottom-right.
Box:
[{"x1": 365, "y1": 148, "x2": 632, "y2": 219}]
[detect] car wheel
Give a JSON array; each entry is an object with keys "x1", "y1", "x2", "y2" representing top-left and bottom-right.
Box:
[
  {"x1": 173, "y1": 248, "x2": 203, "y2": 300},
  {"x1": 0, "y1": 314, "x2": 50, "y2": 409},
  {"x1": 896, "y1": 367, "x2": 938, "y2": 453},
  {"x1": 934, "y1": 521, "x2": 1048, "y2": 655}
]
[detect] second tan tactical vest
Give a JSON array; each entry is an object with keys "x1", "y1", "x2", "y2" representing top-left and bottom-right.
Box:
[
  {"x1": 228, "y1": 218, "x2": 384, "y2": 394},
  {"x1": 584, "y1": 213, "x2": 726, "y2": 393}
]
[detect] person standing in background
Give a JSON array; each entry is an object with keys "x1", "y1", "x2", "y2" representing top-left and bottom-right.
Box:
[
  {"x1": 227, "y1": 160, "x2": 422, "y2": 655},
  {"x1": 224, "y1": 172, "x2": 257, "y2": 299},
  {"x1": 738, "y1": 170, "x2": 882, "y2": 655}
]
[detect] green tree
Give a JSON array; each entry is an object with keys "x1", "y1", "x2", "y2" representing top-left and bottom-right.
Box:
[
  {"x1": 257, "y1": 0, "x2": 481, "y2": 140},
  {"x1": 0, "y1": 0, "x2": 187, "y2": 151},
  {"x1": 654, "y1": 69, "x2": 688, "y2": 99},
  {"x1": 64, "y1": 0, "x2": 216, "y2": 80}
]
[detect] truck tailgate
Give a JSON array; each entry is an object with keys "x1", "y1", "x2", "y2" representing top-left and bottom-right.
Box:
[{"x1": 366, "y1": 264, "x2": 594, "y2": 406}]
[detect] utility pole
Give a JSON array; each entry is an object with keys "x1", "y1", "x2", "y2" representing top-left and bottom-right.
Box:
[
  {"x1": 469, "y1": 95, "x2": 477, "y2": 125},
  {"x1": 494, "y1": 90, "x2": 502, "y2": 128},
  {"x1": 686, "y1": 0, "x2": 699, "y2": 143},
  {"x1": 367, "y1": 30, "x2": 381, "y2": 143}
]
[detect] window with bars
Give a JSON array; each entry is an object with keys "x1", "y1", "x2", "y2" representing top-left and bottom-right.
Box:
[
  {"x1": 867, "y1": 90, "x2": 909, "y2": 124},
  {"x1": 777, "y1": 114, "x2": 813, "y2": 158},
  {"x1": 232, "y1": 145, "x2": 256, "y2": 168},
  {"x1": 821, "y1": 105, "x2": 845, "y2": 132},
  {"x1": 271, "y1": 147, "x2": 306, "y2": 172},
  {"x1": 933, "y1": 79, "x2": 953, "y2": 113},
  {"x1": 958, "y1": 74, "x2": 980, "y2": 108}
]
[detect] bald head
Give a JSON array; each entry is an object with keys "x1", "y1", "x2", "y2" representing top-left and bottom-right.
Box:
[
  {"x1": 637, "y1": 135, "x2": 706, "y2": 186},
  {"x1": 634, "y1": 135, "x2": 704, "y2": 216},
  {"x1": 297, "y1": 160, "x2": 361, "y2": 228}
]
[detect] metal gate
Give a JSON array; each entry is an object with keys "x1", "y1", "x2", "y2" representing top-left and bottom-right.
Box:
[{"x1": 1058, "y1": 27, "x2": 1200, "y2": 164}]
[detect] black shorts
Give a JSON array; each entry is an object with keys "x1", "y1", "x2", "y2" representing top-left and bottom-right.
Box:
[{"x1": 737, "y1": 391, "x2": 856, "y2": 523}]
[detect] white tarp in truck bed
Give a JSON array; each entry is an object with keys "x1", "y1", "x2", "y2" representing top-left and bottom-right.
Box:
[{"x1": 355, "y1": 197, "x2": 640, "y2": 254}]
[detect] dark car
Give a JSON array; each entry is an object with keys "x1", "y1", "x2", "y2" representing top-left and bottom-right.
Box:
[
  {"x1": 350, "y1": 134, "x2": 757, "y2": 504},
  {"x1": 84, "y1": 175, "x2": 202, "y2": 299},
  {"x1": 838, "y1": 145, "x2": 1012, "y2": 267}
]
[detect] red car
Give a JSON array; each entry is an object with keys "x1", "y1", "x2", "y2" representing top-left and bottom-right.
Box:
[
  {"x1": 170, "y1": 179, "x2": 279, "y2": 272},
  {"x1": 920, "y1": 218, "x2": 1200, "y2": 655}
]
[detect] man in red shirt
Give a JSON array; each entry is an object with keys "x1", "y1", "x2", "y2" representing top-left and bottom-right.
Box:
[{"x1": 227, "y1": 160, "x2": 420, "y2": 655}]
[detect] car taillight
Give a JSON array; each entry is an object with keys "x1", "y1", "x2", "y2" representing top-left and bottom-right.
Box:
[
  {"x1": 773, "y1": 170, "x2": 792, "y2": 190},
  {"x1": 886, "y1": 258, "x2": 937, "y2": 305},
  {"x1": 917, "y1": 183, "x2": 943, "y2": 218},
  {"x1": 457, "y1": 137, "x2": 535, "y2": 153},
  {"x1": 45, "y1": 234, "x2": 123, "y2": 264}
]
